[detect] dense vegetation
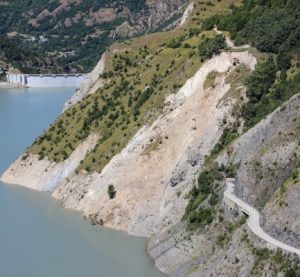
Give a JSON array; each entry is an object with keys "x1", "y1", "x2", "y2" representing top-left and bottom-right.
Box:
[
  {"x1": 0, "y1": 0, "x2": 242, "y2": 73},
  {"x1": 242, "y1": 57, "x2": 300, "y2": 129},
  {"x1": 183, "y1": 167, "x2": 221, "y2": 229},
  {"x1": 183, "y1": 164, "x2": 237, "y2": 230},
  {"x1": 0, "y1": 0, "x2": 148, "y2": 73},
  {"x1": 203, "y1": 0, "x2": 300, "y2": 58},
  {"x1": 0, "y1": 35, "x2": 53, "y2": 73},
  {"x1": 198, "y1": 34, "x2": 226, "y2": 61},
  {"x1": 203, "y1": 0, "x2": 300, "y2": 129}
]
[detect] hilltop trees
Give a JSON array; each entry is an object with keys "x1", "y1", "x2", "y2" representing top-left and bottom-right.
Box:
[
  {"x1": 198, "y1": 34, "x2": 226, "y2": 61},
  {"x1": 201, "y1": 0, "x2": 300, "y2": 130},
  {"x1": 202, "y1": 0, "x2": 300, "y2": 73}
]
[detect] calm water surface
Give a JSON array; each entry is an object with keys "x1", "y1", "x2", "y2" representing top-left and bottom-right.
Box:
[{"x1": 0, "y1": 88, "x2": 164, "y2": 277}]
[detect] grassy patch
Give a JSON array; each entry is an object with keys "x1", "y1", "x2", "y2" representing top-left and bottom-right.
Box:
[
  {"x1": 287, "y1": 59, "x2": 300, "y2": 81},
  {"x1": 142, "y1": 135, "x2": 163, "y2": 156},
  {"x1": 275, "y1": 161, "x2": 300, "y2": 205},
  {"x1": 203, "y1": 71, "x2": 219, "y2": 90}
]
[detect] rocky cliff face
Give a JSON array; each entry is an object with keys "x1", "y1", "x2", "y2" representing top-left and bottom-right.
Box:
[
  {"x1": 26, "y1": 0, "x2": 187, "y2": 35},
  {"x1": 148, "y1": 94, "x2": 300, "y2": 276},
  {"x1": 217, "y1": 94, "x2": 300, "y2": 208},
  {"x1": 263, "y1": 169, "x2": 300, "y2": 249},
  {"x1": 146, "y1": 0, "x2": 187, "y2": 29}
]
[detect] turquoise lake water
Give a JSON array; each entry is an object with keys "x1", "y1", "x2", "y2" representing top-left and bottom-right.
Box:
[{"x1": 0, "y1": 87, "x2": 164, "y2": 277}]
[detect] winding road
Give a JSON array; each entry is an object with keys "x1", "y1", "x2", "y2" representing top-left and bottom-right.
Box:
[{"x1": 224, "y1": 179, "x2": 300, "y2": 256}]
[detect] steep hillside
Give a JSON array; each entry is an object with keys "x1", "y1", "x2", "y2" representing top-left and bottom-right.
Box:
[
  {"x1": 0, "y1": 0, "x2": 188, "y2": 73},
  {"x1": 2, "y1": 0, "x2": 300, "y2": 276},
  {"x1": 148, "y1": 93, "x2": 300, "y2": 276}
]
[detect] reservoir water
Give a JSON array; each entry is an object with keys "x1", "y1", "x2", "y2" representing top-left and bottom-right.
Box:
[{"x1": 0, "y1": 87, "x2": 164, "y2": 277}]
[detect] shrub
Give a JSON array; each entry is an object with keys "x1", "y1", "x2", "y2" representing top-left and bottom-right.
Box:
[
  {"x1": 210, "y1": 127, "x2": 239, "y2": 156},
  {"x1": 285, "y1": 268, "x2": 297, "y2": 277},
  {"x1": 183, "y1": 167, "x2": 223, "y2": 229},
  {"x1": 167, "y1": 38, "x2": 182, "y2": 49},
  {"x1": 107, "y1": 185, "x2": 116, "y2": 199},
  {"x1": 188, "y1": 208, "x2": 213, "y2": 227}
]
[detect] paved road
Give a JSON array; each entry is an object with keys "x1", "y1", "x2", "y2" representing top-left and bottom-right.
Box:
[{"x1": 224, "y1": 179, "x2": 300, "y2": 256}]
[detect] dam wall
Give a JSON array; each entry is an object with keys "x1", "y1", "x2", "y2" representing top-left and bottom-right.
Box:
[{"x1": 6, "y1": 73, "x2": 86, "y2": 88}]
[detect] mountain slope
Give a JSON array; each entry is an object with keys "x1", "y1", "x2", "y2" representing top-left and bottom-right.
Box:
[
  {"x1": 0, "y1": 0, "x2": 188, "y2": 73},
  {"x1": 1, "y1": 0, "x2": 300, "y2": 276}
]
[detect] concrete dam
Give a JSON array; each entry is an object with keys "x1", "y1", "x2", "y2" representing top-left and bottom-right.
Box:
[{"x1": 6, "y1": 73, "x2": 86, "y2": 88}]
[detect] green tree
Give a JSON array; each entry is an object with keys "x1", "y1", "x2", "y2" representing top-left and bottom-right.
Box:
[
  {"x1": 198, "y1": 35, "x2": 226, "y2": 61},
  {"x1": 285, "y1": 268, "x2": 297, "y2": 277},
  {"x1": 245, "y1": 55, "x2": 276, "y2": 102}
]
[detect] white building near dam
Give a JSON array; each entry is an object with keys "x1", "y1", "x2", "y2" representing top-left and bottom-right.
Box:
[{"x1": 6, "y1": 73, "x2": 86, "y2": 88}]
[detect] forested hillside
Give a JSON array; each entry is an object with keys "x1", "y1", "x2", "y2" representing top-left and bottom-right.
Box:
[
  {"x1": 0, "y1": 0, "x2": 187, "y2": 73},
  {"x1": 202, "y1": 0, "x2": 300, "y2": 128}
]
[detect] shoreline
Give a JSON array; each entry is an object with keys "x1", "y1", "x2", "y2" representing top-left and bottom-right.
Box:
[
  {"x1": 0, "y1": 178, "x2": 166, "y2": 276},
  {"x1": 0, "y1": 82, "x2": 27, "y2": 89}
]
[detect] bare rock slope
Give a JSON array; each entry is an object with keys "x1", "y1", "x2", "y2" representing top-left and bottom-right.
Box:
[{"x1": 1, "y1": 134, "x2": 99, "y2": 191}]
